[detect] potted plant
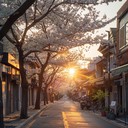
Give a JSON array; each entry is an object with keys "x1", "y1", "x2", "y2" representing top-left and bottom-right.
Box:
[
  {"x1": 92, "y1": 90, "x2": 108, "y2": 116},
  {"x1": 101, "y1": 107, "x2": 109, "y2": 116}
]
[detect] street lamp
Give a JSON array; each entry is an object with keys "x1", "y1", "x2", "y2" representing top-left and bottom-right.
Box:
[{"x1": 0, "y1": 54, "x2": 4, "y2": 128}]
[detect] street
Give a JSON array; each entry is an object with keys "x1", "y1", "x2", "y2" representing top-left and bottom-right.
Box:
[{"x1": 24, "y1": 96, "x2": 121, "y2": 128}]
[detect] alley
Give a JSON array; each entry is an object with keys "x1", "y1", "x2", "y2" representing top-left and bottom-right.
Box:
[{"x1": 24, "y1": 96, "x2": 121, "y2": 128}]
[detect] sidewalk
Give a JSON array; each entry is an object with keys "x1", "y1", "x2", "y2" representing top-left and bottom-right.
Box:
[
  {"x1": 92, "y1": 110, "x2": 128, "y2": 128},
  {"x1": 116, "y1": 115, "x2": 128, "y2": 125},
  {"x1": 4, "y1": 103, "x2": 48, "y2": 128}
]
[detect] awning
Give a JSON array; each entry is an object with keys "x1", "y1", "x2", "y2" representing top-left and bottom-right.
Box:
[{"x1": 111, "y1": 64, "x2": 128, "y2": 76}]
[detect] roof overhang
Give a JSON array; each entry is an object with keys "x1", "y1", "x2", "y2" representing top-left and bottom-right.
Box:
[{"x1": 111, "y1": 64, "x2": 128, "y2": 76}]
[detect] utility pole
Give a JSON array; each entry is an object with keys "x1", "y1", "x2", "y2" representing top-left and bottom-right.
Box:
[
  {"x1": 106, "y1": 30, "x2": 111, "y2": 109},
  {"x1": 108, "y1": 43, "x2": 111, "y2": 109}
]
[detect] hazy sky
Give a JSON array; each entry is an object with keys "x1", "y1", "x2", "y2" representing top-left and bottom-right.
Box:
[{"x1": 95, "y1": 0, "x2": 126, "y2": 32}]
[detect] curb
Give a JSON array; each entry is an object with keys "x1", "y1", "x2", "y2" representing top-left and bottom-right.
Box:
[
  {"x1": 92, "y1": 112, "x2": 127, "y2": 128},
  {"x1": 116, "y1": 118, "x2": 128, "y2": 125},
  {"x1": 15, "y1": 105, "x2": 48, "y2": 128}
]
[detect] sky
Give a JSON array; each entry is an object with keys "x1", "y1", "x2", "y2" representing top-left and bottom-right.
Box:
[{"x1": 85, "y1": 0, "x2": 126, "y2": 59}]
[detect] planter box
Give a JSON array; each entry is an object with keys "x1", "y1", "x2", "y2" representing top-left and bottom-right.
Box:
[{"x1": 101, "y1": 111, "x2": 107, "y2": 116}]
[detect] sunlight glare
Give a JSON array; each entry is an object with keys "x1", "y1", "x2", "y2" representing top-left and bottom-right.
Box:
[{"x1": 69, "y1": 68, "x2": 76, "y2": 76}]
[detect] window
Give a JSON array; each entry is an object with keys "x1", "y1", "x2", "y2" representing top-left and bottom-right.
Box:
[
  {"x1": 119, "y1": 12, "x2": 128, "y2": 49},
  {"x1": 119, "y1": 25, "x2": 125, "y2": 48},
  {"x1": 126, "y1": 23, "x2": 128, "y2": 44}
]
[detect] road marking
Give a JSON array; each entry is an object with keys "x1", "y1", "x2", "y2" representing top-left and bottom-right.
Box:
[{"x1": 62, "y1": 112, "x2": 69, "y2": 128}]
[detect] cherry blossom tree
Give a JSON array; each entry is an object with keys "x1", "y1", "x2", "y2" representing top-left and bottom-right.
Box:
[
  {"x1": 31, "y1": 42, "x2": 87, "y2": 108},
  {"x1": 34, "y1": 51, "x2": 51, "y2": 109},
  {"x1": 3, "y1": 0, "x2": 68, "y2": 118},
  {"x1": 0, "y1": 0, "x2": 123, "y2": 120},
  {"x1": 0, "y1": 0, "x2": 36, "y2": 40},
  {"x1": 43, "y1": 65, "x2": 60, "y2": 104},
  {"x1": 0, "y1": 0, "x2": 122, "y2": 40}
]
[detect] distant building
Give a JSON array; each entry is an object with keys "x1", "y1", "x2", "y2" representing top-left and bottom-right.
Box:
[{"x1": 88, "y1": 57, "x2": 102, "y2": 71}]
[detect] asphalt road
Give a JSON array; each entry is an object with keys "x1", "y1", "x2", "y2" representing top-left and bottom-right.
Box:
[{"x1": 24, "y1": 96, "x2": 121, "y2": 128}]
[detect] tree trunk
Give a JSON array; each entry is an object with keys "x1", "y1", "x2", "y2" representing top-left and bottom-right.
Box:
[
  {"x1": 35, "y1": 72, "x2": 43, "y2": 109},
  {"x1": 32, "y1": 88, "x2": 34, "y2": 105},
  {"x1": 43, "y1": 91, "x2": 46, "y2": 105},
  {"x1": 20, "y1": 86, "x2": 28, "y2": 119},
  {"x1": 35, "y1": 86, "x2": 41, "y2": 109},
  {"x1": 44, "y1": 88, "x2": 48, "y2": 105},
  {"x1": 0, "y1": 0, "x2": 36, "y2": 40},
  {"x1": 18, "y1": 49, "x2": 29, "y2": 119}
]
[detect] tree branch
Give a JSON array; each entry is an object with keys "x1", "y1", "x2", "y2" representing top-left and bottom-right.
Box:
[
  {"x1": 23, "y1": 50, "x2": 41, "y2": 59},
  {"x1": 10, "y1": 27, "x2": 19, "y2": 43},
  {"x1": 0, "y1": 0, "x2": 36, "y2": 40},
  {"x1": 5, "y1": 34, "x2": 17, "y2": 45}
]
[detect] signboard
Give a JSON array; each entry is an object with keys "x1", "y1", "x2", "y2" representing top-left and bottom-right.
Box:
[
  {"x1": 2, "y1": 53, "x2": 19, "y2": 69},
  {"x1": 8, "y1": 53, "x2": 19, "y2": 68},
  {"x1": 110, "y1": 101, "x2": 116, "y2": 107},
  {"x1": 110, "y1": 101, "x2": 117, "y2": 114}
]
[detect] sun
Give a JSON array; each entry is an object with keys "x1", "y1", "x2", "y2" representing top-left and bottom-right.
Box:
[{"x1": 68, "y1": 68, "x2": 76, "y2": 76}]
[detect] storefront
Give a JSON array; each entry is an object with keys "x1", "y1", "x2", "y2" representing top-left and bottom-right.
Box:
[
  {"x1": 1, "y1": 52, "x2": 20, "y2": 115},
  {"x1": 111, "y1": 64, "x2": 128, "y2": 114}
]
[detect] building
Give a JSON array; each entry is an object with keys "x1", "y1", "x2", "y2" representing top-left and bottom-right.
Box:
[
  {"x1": 0, "y1": 39, "x2": 20, "y2": 116},
  {"x1": 111, "y1": 1, "x2": 128, "y2": 115},
  {"x1": 98, "y1": 28, "x2": 118, "y2": 114}
]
